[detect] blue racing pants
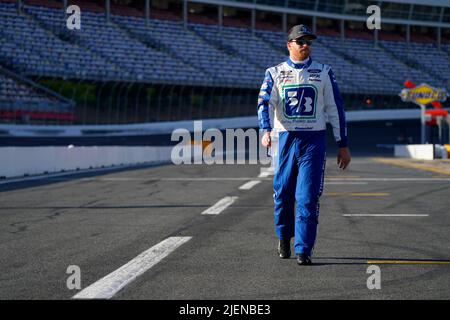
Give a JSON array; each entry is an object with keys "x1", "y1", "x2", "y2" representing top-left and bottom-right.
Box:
[{"x1": 273, "y1": 130, "x2": 326, "y2": 256}]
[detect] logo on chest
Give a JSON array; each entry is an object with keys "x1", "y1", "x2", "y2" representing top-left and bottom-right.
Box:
[
  {"x1": 282, "y1": 84, "x2": 317, "y2": 119},
  {"x1": 279, "y1": 70, "x2": 294, "y2": 83},
  {"x1": 308, "y1": 73, "x2": 321, "y2": 82}
]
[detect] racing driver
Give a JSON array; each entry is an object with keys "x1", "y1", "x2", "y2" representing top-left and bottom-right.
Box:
[{"x1": 257, "y1": 25, "x2": 351, "y2": 265}]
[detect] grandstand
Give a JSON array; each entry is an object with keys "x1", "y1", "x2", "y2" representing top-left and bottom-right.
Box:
[
  {"x1": 0, "y1": 65, "x2": 74, "y2": 123},
  {"x1": 0, "y1": 0, "x2": 449, "y2": 124}
]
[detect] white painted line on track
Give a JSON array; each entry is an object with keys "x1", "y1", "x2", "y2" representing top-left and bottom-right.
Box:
[
  {"x1": 258, "y1": 172, "x2": 272, "y2": 178},
  {"x1": 7, "y1": 177, "x2": 449, "y2": 183},
  {"x1": 328, "y1": 178, "x2": 450, "y2": 182},
  {"x1": 325, "y1": 182, "x2": 368, "y2": 185},
  {"x1": 100, "y1": 177, "x2": 450, "y2": 182},
  {"x1": 201, "y1": 196, "x2": 238, "y2": 215},
  {"x1": 258, "y1": 167, "x2": 274, "y2": 178},
  {"x1": 138, "y1": 178, "x2": 256, "y2": 181},
  {"x1": 82, "y1": 177, "x2": 259, "y2": 181},
  {"x1": 239, "y1": 180, "x2": 261, "y2": 190},
  {"x1": 343, "y1": 214, "x2": 429, "y2": 217},
  {"x1": 72, "y1": 236, "x2": 192, "y2": 299}
]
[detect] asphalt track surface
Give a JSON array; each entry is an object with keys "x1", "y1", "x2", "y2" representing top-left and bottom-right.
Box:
[{"x1": 0, "y1": 157, "x2": 449, "y2": 300}]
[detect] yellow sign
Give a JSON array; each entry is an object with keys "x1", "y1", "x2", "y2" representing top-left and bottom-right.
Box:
[{"x1": 400, "y1": 83, "x2": 447, "y2": 106}]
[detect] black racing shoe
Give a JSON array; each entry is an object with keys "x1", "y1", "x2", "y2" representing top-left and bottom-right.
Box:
[
  {"x1": 277, "y1": 239, "x2": 291, "y2": 259},
  {"x1": 296, "y1": 253, "x2": 312, "y2": 265}
]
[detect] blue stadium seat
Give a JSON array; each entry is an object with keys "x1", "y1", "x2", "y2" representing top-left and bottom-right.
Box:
[{"x1": 0, "y1": 1, "x2": 447, "y2": 96}]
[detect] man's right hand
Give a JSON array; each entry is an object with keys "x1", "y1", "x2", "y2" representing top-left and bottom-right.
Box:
[
  {"x1": 261, "y1": 131, "x2": 271, "y2": 147},
  {"x1": 337, "y1": 147, "x2": 351, "y2": 170}
]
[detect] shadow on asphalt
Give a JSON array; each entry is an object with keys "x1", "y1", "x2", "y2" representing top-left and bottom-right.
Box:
[
  {"x1": 297, "y1": 257, "x2": 450, "y2": 266},
  {"x1": 0, "y1": 162, "x2": 168, "y2": 193}
]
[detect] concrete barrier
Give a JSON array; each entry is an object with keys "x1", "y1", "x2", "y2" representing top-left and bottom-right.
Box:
[
  {"x1": 394, "y1": 144, "x2": 435, "y2": 160},
  {"x1": 1, "y1": 110, "x2": 443, "y2": 179},
  {"x1": 0, "y1": 146, "x2": 173, "y2": 179}
]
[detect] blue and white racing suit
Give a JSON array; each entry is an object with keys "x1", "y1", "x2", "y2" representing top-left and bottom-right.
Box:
[{"x1": 257, "y1": 57, "x2": 348, "y2": 256}]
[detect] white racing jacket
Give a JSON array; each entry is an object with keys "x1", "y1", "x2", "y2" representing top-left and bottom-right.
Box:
[{"x1": 257, "y1": 57, "x2": 348, "y2": 148}]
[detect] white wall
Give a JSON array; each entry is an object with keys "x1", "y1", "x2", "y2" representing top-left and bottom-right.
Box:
[
  {"x1": 0, "y1": 110, "x2": 443, "y2": 179},
  {"x1": 394, "y1": 144, "x2": 435, "y2": 160},
  {"x1": 0, "y1": 146, "x2": 173, "y2": 178}
]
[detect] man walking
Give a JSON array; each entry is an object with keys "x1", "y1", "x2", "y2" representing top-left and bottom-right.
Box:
[{"x1": 257, "y1": 25, "x2": 351, "y2": 265}]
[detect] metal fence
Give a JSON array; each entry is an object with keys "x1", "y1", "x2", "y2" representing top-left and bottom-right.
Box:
[{"x1": 1, "y1": 77, "x2": 441, "y2": 125}]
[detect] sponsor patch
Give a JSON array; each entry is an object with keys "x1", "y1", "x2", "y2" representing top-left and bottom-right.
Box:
[
  {"x1": 283, "y1": 84, "x2": 317, "y2": 119},
  {"x1": 308, "y1": 73, "x2": 321, "y2": 82},
  {"x1": 279, "y1": 70, "x2": 294, "y2": 81}
]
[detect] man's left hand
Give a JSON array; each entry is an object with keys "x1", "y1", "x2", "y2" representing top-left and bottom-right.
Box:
[{"x1": 337, "y1": 147, "x2": 351, "y2": 170}]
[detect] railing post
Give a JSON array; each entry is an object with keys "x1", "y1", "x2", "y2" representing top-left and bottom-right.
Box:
[
  {"x1": 177, "y1": 84, "x2": 186, "y2": 121},
  {"x1": 218, "y1": 5, "x2": 223, "y2": 32},
  {"x1": 116, "y1": 82, "x2": 127, "y2": 124},
  {"x1": 156, "y1": 84, "x2": 166, "y2": 121},
  {"x1": 145, "y1": 84, "x2": 153, "y2": 123},
  {"x1": 183, "y1": 0, "x2": 187, "y2": 29},
  {"x1": 105, "y1": 0, "x2": 110, "y2": 23},
  {"x1": 145, "y1": 0, "x2": 150, "y2": 26},
  {"x1": 123, "y1": 83, "x2": 133, "y2": 124},
  {"x1": 134, "y1": 83, "x2": 144, "y2": 123},
  {"x1": 251, "y1": 9, "x2": 255, "y2": 35}
]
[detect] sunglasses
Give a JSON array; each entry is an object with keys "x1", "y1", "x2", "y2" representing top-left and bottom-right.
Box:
[{"x1": 291, "y1": 39, "x2": 313, "y2": 46}]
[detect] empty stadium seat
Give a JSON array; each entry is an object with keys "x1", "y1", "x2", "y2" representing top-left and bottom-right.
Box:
[
  {"x1": 0, "y1": 72, "x2": 74, "y2": 124},
  {"x1": 0, "y1": 1, "x2": 447, "y2": 98}
]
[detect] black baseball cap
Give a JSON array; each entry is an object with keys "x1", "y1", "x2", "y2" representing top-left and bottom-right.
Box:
[{"x1": 287, "y1": 25, "x2": 317, "y2": 42}]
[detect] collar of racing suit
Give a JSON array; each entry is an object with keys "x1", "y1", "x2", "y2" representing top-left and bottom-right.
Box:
[{"x1": 287, "y1": 57, "x2": 312, "y2": 69}]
